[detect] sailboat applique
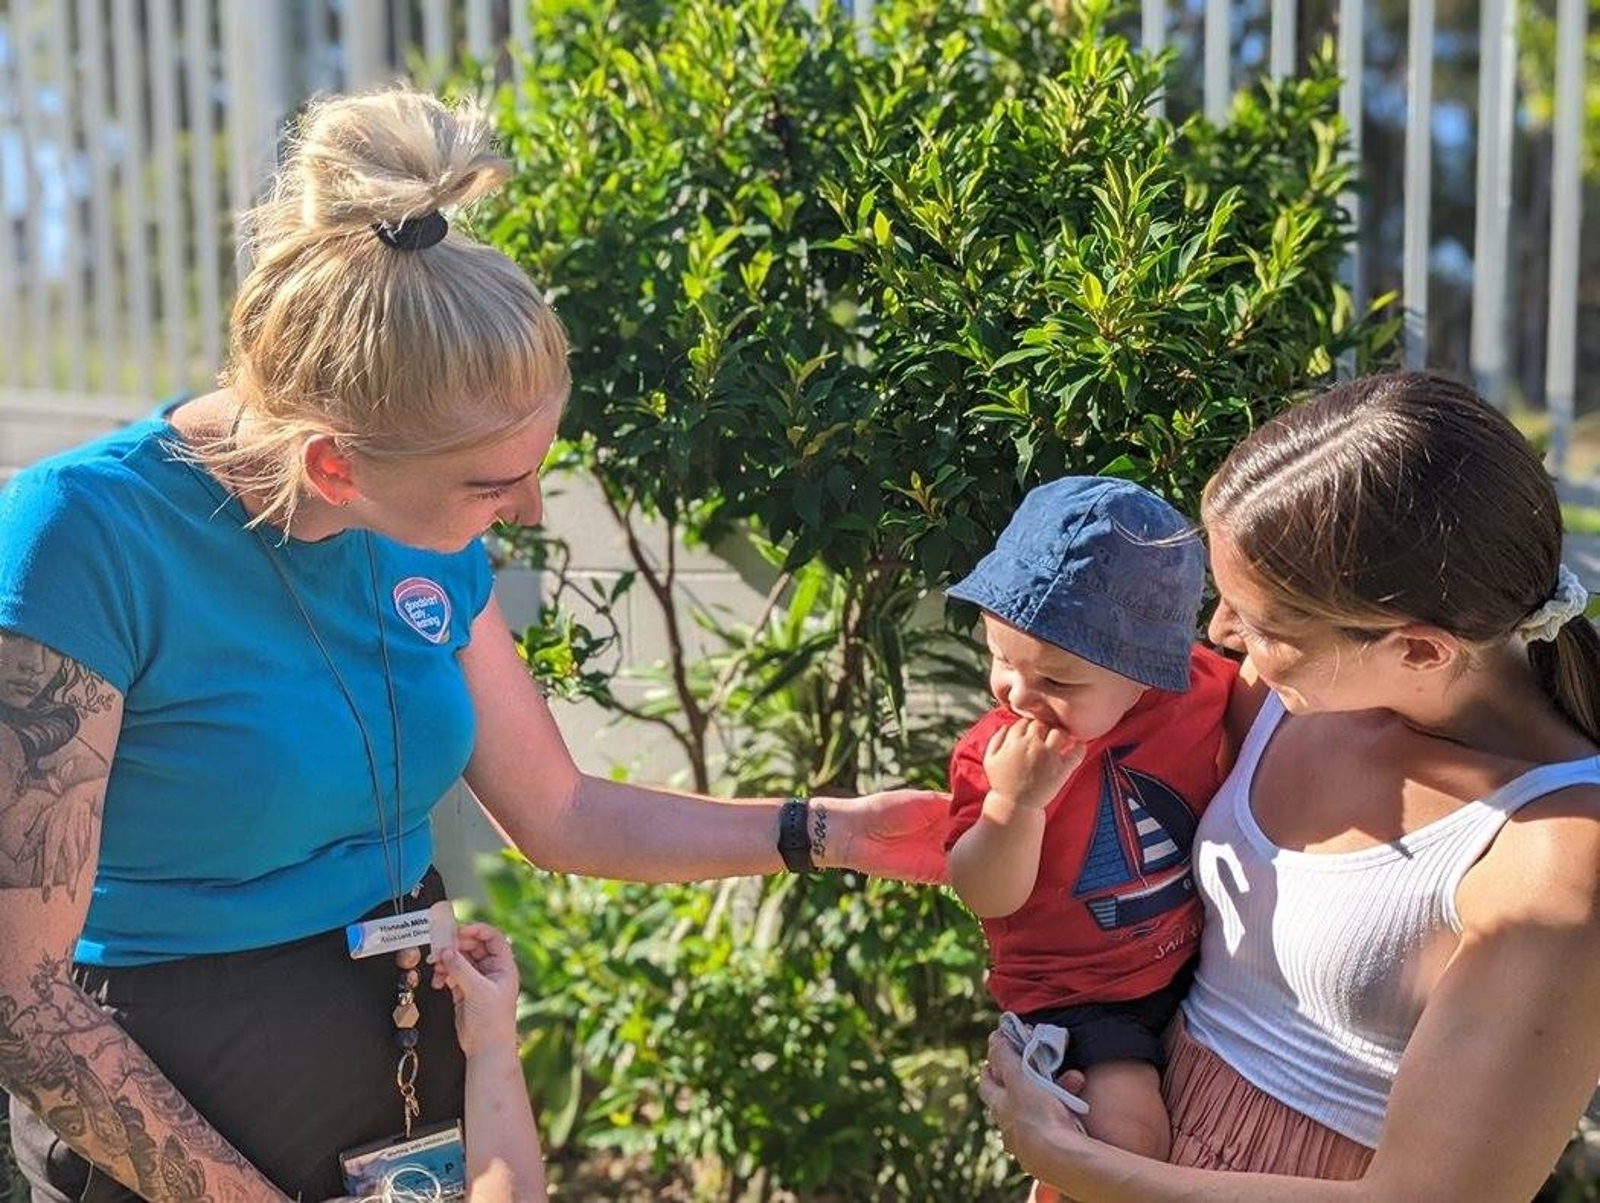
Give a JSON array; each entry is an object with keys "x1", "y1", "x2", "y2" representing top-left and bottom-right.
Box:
[{"x1": 1072, "y1": 746, "x2": 1199, "y2": 931}]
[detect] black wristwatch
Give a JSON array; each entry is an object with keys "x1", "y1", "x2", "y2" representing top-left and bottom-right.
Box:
[{"x1": 777, "y1": 796, "x2": 815, "y2": 873}]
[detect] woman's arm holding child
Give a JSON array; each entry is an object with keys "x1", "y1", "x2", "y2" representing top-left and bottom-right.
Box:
[{"x1": 948, "y1": 719, "x2": 1085, "y2": 918}]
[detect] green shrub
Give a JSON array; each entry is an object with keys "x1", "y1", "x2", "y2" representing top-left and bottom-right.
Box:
[
  {"x1": 483, "y1": 859, "x2": 999, "y2": 1197},
  {"x1": 475, "y1": 0, "x2": 1394, "y2": 1195}
]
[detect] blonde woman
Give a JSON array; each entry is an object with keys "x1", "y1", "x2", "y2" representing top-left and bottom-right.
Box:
[{"x1": 0, "y1": 89, "x2": 945, "y2": 1202}]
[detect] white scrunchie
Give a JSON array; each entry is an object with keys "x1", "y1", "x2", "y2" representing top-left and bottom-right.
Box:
[{"x1": 1516, "y1": 563, "x2": 1591, "y2": 643}]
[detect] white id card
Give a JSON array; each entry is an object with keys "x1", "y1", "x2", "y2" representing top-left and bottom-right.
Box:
[
  {"x1": 340, "y1": 1120, "x2": 466, "y2": 1200},
  {"x1": 345, "y1": 901, "x2": 459, "y2": 960},
  {"x1": 345, "y1": 911, "x2": 431, "y2": 959}
]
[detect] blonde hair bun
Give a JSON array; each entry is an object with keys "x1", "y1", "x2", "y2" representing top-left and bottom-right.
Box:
[
  {"x1": 249, "y1": 88, "x2": 509, "y2": 248},
  {"x1": 293, "y1": 88, "x2": 508, "y2": 230}
]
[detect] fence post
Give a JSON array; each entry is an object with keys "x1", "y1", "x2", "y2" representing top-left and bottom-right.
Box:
[
  {"x1": 1470, "y1": 0, "x2": 1516, "y2": 406},
  {"x1": 147, "y1": 0, "x2": 189, "y2": 395},
  {"x1": 1401, "y1": 0, "x2": 1433, "y2": 370},
  {"x1": 46, "y1": 2, "x2": 87, "y2": 393},
  {"x1": 78, "y1": 0, "x2": 121, "y2": 391},
  {"x1": 1337, "y1": 0, "x2": 1365, "y2": 377},
  {"x1": 1544, "y1": 0, "x2": 1588, "y2": 482},
  {"x1": 1141, "y1": 0, "x2": 1166, "y2": 115},
  {"x1": 1203, "y1": 0, "x2": 1230, "y2": 123},
  {"x1": 1269, "y1": 0, "x2": 1295, "y2": 79},
  {"x1": 344, "y1": 0, "x2": 388, "y2": 90},
  {"x1": 222, "y1": 0, "x2": 292, "y2": 279}
]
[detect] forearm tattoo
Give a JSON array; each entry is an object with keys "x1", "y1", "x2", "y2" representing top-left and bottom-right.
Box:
[
  {"x1": 0, "y1": 955, "x2": 261, "y2": 1201},
  {"x1": 0, "y1": 636, "x2": 268, "y2": 1201}
]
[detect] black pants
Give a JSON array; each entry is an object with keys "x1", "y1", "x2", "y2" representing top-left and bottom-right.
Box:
[{"x1": 11, "y1": 870, "x2": 466, "y2": 1201}]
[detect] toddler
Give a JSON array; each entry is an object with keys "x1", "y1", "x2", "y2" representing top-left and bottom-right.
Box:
[{"x1": 945, "y1": 476, "x2": 1235, "y2": 1159}]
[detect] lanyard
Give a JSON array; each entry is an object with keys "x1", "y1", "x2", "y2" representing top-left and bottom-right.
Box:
[
  {"x1": 248, "y1": 528, "x2": 406, "y2": 913},
  {"x1": 249, "y1": 526, "x2": 423, "y2": 1133}
]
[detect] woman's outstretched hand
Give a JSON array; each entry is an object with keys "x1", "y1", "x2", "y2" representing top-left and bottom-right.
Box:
[{"x1": 825, "y1": 788, "x2": 951, "y2": 883}]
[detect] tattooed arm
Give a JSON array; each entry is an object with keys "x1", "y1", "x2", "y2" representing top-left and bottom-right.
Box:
[{"x1": 0, "y1": 633, "x2": 288, "y2": 1202}]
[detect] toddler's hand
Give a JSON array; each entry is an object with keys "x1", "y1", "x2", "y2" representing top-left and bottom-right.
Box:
[
  {"x1": 436, "y1": 922, "x2": 522, "y2": 1059},
  {"x1": 983, "y1": 718, "x2": 1085, "y2": 811}
]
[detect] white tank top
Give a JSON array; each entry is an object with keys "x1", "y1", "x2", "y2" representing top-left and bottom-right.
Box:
[{"x1": 1182, "y1": 693, "x2": 1600, "y2": 1148}]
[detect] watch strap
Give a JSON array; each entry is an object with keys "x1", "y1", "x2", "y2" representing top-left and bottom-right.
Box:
[{"x1": 777, "y1": 796, "x2": 815, "y2": 873}]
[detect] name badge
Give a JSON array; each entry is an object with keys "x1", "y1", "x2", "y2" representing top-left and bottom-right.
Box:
[{"x1": 346, "y1": 901, "x2": 458, "y2": 960}]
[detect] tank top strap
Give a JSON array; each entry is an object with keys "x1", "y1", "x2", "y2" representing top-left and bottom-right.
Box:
[
  {"x1": 1233, "y1": 688, "x2": 1287, "y2": 784},
  {"x1": 1438, "y1": 753, "x2": 1600, "y2": 933},
  {"x1": 1476, "y1": 754, "x2": 1600, "y2": 816}
]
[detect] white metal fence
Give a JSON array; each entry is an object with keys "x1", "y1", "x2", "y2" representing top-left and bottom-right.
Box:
[{"x1": 1, "y1": 0, "x2": 1595, "y2": 495}]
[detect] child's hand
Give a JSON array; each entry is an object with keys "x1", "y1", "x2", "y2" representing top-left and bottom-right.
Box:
[
  {"x1": 983, "y1": 718, "x2": 1086, "y2": 812},
  {"x1": 436, "y1": 922, "x2": 522, "y2": 1059}
]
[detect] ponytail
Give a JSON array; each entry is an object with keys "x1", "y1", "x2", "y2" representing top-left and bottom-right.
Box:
[{"x1": 1529, "y1": 616, "x2": 1600, "y2": 743}]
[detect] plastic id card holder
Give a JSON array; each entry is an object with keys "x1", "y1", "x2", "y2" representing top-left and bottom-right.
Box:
[{"x1": 340, "y1": 1120, "x2": 467, "y2": 1200}]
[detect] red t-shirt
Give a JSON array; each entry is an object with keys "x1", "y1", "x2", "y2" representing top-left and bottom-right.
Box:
[{"x1": 945, "y1": 645, "x2": 1236, "y2": 1013}]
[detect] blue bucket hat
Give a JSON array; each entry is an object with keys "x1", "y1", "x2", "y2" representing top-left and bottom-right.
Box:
[{"x1": 947, "y1": 476, "x2": 1206, "y2": 692}]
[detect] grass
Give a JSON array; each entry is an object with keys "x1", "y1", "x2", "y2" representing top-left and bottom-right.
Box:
[
  {"x1": 1513, "y1": 405, "x2": 1600, "y2": 482},
  {"x1": 1564, "y1": 504, "x2": 1600, "y2": 538}
]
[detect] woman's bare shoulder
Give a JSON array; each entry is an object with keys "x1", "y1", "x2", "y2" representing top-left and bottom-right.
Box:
[{"x1": 1459, "y1": 780, "x2": 1600, "y2": 930}]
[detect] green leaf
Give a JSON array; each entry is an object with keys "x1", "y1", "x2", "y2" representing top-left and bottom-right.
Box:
[{"x1": 1098, "y1": 453, "x2": 1144, "y2": 480}]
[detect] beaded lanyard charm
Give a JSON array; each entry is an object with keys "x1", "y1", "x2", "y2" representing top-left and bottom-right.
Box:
[{"x1": 394, "y1": 947, "x2": 423, "y2": 1136}]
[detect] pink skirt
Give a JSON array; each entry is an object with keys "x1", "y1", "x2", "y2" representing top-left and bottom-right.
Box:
[
  {"x1": 1162, "y1": 1014, "x2": 1374, "y2": 1178},
  {"x1": 1032, "y1": 1016, "x2": 1372, "y2": 1201}
]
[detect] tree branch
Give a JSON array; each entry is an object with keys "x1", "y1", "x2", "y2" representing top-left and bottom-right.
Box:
[{"x1": 599, "y1": 490, "x2": 712, "y2": 792}]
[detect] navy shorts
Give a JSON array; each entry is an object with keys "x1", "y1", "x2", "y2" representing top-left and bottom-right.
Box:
[{"x1": 1021, "y1": 960, "x2": 1196, "y2": 1072}]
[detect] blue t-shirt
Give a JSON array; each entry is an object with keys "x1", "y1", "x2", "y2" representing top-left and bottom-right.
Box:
[{"x1": 0, "y1": 406, "x2": 494, "y2": 965}]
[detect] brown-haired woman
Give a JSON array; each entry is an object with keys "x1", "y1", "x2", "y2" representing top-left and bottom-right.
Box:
[
  {"x1": 0, "y1": 88, "x2": 945, "y2": 1202},
  {"x1": 982, "y1": 371, "x2": 1600, "y2": 1200}
]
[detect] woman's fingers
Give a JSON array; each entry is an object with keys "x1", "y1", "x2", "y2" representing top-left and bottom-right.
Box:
[
  {"x1": 978, "y1": 1070, "x2": 1003, "y2": 1112},
  {"x1": 979, "y1": 1035, "x2": 1020, "y2": 1146},
  {"x1": 982, "y1": 1032, "x2": 1023, "y2": 1098}
]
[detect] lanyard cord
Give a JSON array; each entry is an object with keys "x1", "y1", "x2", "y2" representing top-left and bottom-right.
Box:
[
  {"x1": 248, "y1": 528, "x2": 406, "y2": 916},
  {"x1": 251, "y1": 529, "x2": 428, "y2": 1134}
]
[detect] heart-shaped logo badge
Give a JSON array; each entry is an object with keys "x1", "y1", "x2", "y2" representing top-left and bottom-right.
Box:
[{"x1": 392, "y1": 577, "x2": 452, "y2": 644}]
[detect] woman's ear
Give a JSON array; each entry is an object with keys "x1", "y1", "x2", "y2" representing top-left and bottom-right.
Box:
[
  {"x1": 301, "y1": 433, "x2": 360, "y2": 506},
  {"x1": 1390, "y1": 625, "x2": 1462, "y2": 675}
]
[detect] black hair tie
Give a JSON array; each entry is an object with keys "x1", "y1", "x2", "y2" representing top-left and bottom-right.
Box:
[{"x1": 372, "y1": 210, "x2": 448, "y2": 251}]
